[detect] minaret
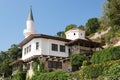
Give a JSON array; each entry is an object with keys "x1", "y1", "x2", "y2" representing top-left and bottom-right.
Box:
[{"x1": 23, "y1": 7, "x2": 36, "y2": 38}]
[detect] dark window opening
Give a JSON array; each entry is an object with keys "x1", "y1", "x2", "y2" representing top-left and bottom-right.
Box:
[
  {"x1": 36, "y1": 42, "x2": 39, "y2": 50},
  {"x1": 24, "y1": 48, "x2": 26, "y2": 55},
  {"x1": 72, "y1": 66, "x2": 79, "y2": 72},
  {"x1": 29, "y1": 45, "x2": 31, "y2": 52},
  {"x1": 27, "y1": 63, "x2": 30, "y2": 70},
  {"x1": 74, "y1": 33, "x2": 75, "y2": 35},
  {"x1": 48, "y1": 61, "x2": 62, "y2": 69},
  {"x1": 60, "y1": 45, "x2": 65, "y2": 52},
  {"x1": 27, "y1": 47, "x2": 28, "y2": 53},
  {"x1": 52, "y1": 44, "x2": 58, "y2": 51},
  {"x1": 68, "y1": 48, "x2": 71, "y2": 56}
]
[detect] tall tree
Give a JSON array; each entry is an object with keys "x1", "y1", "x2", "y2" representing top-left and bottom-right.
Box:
[
  {"x1": 56, "y1": 24, "x2": 77, "y2": 38},
  {"x1": 85, "y1": 18, "x2": 100, "y2": 35},
  {"x1": 0, "y1": 44, "x2": 22, "y2": 77},
  {"x1": 0, "y1": 51, "x2": 12, "y2": 77},
  {"x1": 7, "y1": 44, "x2": 22, "y2": 60},
  {"x1": 56, "y1": 31, "x2": 64, "y2": 37},
  {"x1": 105, "y1": 0, "x2": 120, "y2": 30},
  {"x1": 65, "y1": 24, "x2": 77, "y2": 32},
  {"x1": 78, "y1": 25, "x2": 85, "y2": 30}
]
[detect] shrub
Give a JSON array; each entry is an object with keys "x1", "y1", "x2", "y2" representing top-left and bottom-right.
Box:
[
  {"x1": 69, "y1": 71, "x2": 80, "y2": 80},
  {"x1": 12, "y1": 71, "x2": 26, "y2": 80},
  {"x1": 80, "y1": 59, "x2": 120, "y2": 79},
  {"x1": 82, "y1": 60, "x2": 88, "y2": 66},
  {"x1": 92, "y1": 46, "x2": 120, "y2": 64},
  {"x1": 82, "y1": 64, "x2": 104, "y2": 78},
  {"x1": 3, "y1": 78, "x2": 11, "y2": 80},
  {"x1": 39, "y1": 63, "x2": 46, "y2": 73},
  {"x1": 106, "y1": 62, "x2": 120, "y2": 80},
  {"x1": 30, "y1": 59, "x2": 46, "y2": 80},
  {"x1": 70, "y1": 53, "x2": 86, "y2": 67},
  {"x1": 33, "y1": 58, "x2": 46, "y2": 74},
  {"x1": 36, "y1": 70, "x2": 69, "y2": 80}
]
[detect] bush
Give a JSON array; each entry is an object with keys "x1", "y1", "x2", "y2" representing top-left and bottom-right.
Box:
[
  {"x1": 30, "y1": 59, "x2": 46, "y2": 80},
  {"x1": 35, "y1": 70, "x2": 69, "y2": 80},
  {"x1": 105, "y1": 62, "x2": 120, "y2": 80},
  {"x1": 3, "y1": 78, "x2": 11, "y2": 80},
  {"x1": 70, "y1": 53, "x2": 86, "y2": 67},
  {"x1": 33, "y1": 58, "x2": 46, "y2": 74},
  {"x1": 92, "y1": 46, "x2": 120, "y2": 64},
  {"x1": 12, "y1": 71, "x2": 26, "y2": 80},
  {"x1": 80, "y1": 59, "x2": 120, "y2": 79},
  {"x1": 69, "y1": 71, "x2": 80, "y2": 80},
  {"x1": 82, "y1": 64, "x2": 104, "y2": 78},
  {"x1": 82, "y1": 60, "x2": 88, "y2": 66}
]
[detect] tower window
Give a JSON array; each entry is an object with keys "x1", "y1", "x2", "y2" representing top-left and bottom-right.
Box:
[
  {"x1": 74, "y1": 33, "x2": 75, "y2": 35},
  {"x1": 36, "y1": 42, "x2": 39, "y2": 50}
]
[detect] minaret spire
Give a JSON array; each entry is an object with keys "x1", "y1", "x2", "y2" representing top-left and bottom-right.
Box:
[
  {"x1": 23, "y1": 7, "x2": 36, "y2": 38},
  {"x1": 27, "y1": 6, "x2": 34, "y2": 21}
]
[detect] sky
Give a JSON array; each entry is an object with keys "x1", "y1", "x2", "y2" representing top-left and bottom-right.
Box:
[{"x1": 0, "y1": 0, "x2": 105, "y2": 51}]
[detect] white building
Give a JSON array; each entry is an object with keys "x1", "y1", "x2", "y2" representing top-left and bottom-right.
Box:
[{"x1": 10, "y1": 8, "x2": 103, "y2": 77}]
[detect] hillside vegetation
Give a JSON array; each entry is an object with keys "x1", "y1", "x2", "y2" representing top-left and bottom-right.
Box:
[
  {"x1": 5, "y1": 46, "x2": 119, "y2": 80},
  {"x1": 56, "y1": 0, "x2": 120, "y2": 47},
  {"x1": 1, "y1": 0, "x2": 120, "y2": 80},
  {"x1": 79, "y1": 46, "x2": 120, "y2": 80}
]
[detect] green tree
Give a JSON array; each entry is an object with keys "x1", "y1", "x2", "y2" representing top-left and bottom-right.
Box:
[
  {"x1": 56, "y1": 24, "x2": 77, "y2": 38},
  {"x1": 85, "y1": 18, "x2": 100, "y2": 35},
  {"x1": 0, "y1": 51, "x2": 12, "y2": 77},
  {"x1": 7, "y1": 44, "x2": 22, "y2": 60},
  {"x1": 105, "y1": 0, "x2": 120, "y2": 28},
  {"x1": 70, "y1": 53, "x2": 86, "y2": 71},
  {"x1": 56, "y1": 31, "x2": 64, "y2": 37},
  {"x1": 78, "y1": 25, "x2": 85, "y2": 30},
  {"x1": 0, "y1": 44, "x2": 22, "y2": 77},
  {"x1": 65, "y1": 24, "x2": 77, "y2": 32}
]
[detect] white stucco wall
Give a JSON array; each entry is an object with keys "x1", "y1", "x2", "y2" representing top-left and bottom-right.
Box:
[
  {"x1": 41, "y1": 38, "x2": 69, "y2": 57},
  {"x1": 22, "y1": 39, "x2": 42, "y2": 60},
  {"x1": 65, "y1": 29, "x2": 85, "y2": 40},
  {"x1": 22, "y1": 38, "x2": 69, "y2": 60}
]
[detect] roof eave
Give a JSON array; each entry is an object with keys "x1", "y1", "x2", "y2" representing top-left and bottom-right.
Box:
[{"x1": 19, "y1": 34, "x2": 71, "y2": 47}]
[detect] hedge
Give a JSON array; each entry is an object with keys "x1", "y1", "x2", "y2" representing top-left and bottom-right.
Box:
[
  {"x1": 80, "y1": 59, "x2": 120, "y2": 79},
  {"x1": 92, "y1": 46, "x2": 120, "y2": 64},
  {"x1": 30, "y1": 70, "x2": 69, "y2": 80}
]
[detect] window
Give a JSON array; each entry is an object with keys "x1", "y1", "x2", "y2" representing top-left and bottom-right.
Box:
[
  {"x1": 68, "y1": 48, "x2": 71, "y2": 55},
  {"x1": 27, "y1": 63, "x2": 30, "y2": 70},
  {"x1": 36, "y1": 42, "x2": 39, "y2": 50},
  {"x1": 24, "y1": 48, "x2": 26, "y2": 55},
  {"x1": 24, "y1": 45, "x2": 31, "y2": 54},
  {"x1": 27, "y1": 47, "x2": 29, "y2": 53},
  {"x1": 52, "y1": 44, "x2": 58, "y2": 51},
  {"x1": 74, "y1": 33, "x2": 76, "y2": 35},
  {"x1": 48, "y1": 61, "x2": 53, "y2": 68},
  {"x1": 60, "y1": 45, "x2": 65, "y2": 52},
  {"x1": 57, "y1": 62, "x2": 62, "y2": 68},
  {"x1": 48, "y1": 61, "x2": 62, "y2": 69},
  {"x1": 29, "y1": 45, "x2": 31, "y2": 52}
]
